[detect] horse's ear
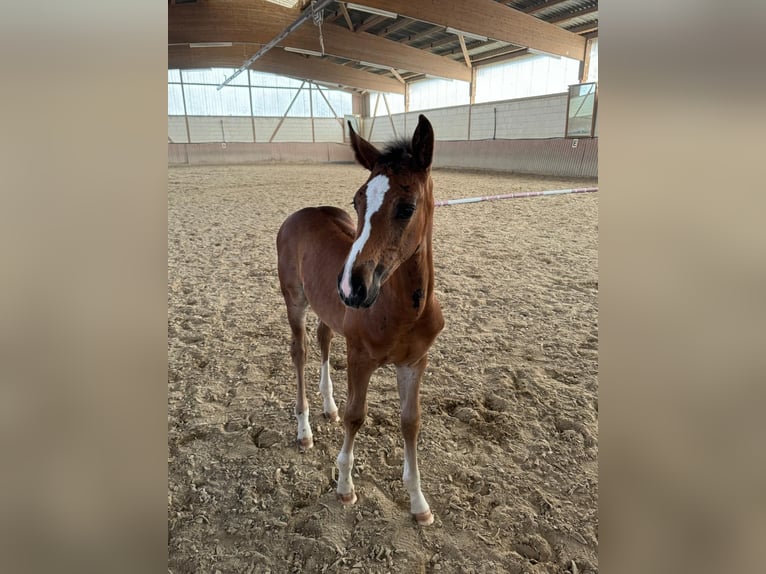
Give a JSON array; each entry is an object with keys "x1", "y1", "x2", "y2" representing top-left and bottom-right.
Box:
[
  {"x1": 411, "y1": 114, "x2": 434, "y2": 171},
  {"x1": 348, "y1": 121, "x2": 380, "y2": 171}
]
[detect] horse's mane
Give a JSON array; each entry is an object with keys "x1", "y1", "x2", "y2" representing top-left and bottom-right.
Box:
[{"x1": 378, "y1": 139, "x2": 414, "y2": 170}]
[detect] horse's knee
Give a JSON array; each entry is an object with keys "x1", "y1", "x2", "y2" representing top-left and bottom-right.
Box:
[
  {"x1": 290, "y1": 336, "x2": 306, "y2": 362},
  {"x1": 344, "y1": 403, "x2": 367, "y2": 433},
  {"x1": 400, "y1": 411, "x2": 420, "y2": 437}
]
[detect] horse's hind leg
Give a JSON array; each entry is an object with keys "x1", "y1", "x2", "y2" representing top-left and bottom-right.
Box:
[
  {"x1": 317, "y1": 321, "x2": 339, "y2": 422},
  {"x1": 283, "y1": 286, "x2": 313, "y2": 450}
]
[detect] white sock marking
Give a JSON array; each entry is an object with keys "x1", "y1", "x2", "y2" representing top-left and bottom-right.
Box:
[
  {"x1": 397, "y1": 364, "x2": 431, "y2": 516},
  {"x1": 403, "y1": 454, "x2": 430, "y2": 515},
  {"x1": 340, "y1": 175, "x2": 390, "y2": 298},
  {"x1": 296, "y1": 408, "x2": 312, "y2": 443},
  {"x1": 319, "y1": 360, "x2": 338, "y2": 416},
  {"x1": 336, "y1": 446, "x2": 355, "y2": 496}
]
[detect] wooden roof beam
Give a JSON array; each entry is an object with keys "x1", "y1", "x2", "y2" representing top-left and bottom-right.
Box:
[
  {"x1": 169, "y1": 1, "x2": 470, "y2": 81},
  {"x1": 168, "y1": 45, "x2": 405, "y2": 94},
  {"x1": 547, "y1": 6, "x2": 599, "y2": 25},
  {"x1": 457, "y1": 35, "x2": 472, "y2": 68},
  {"x1": 356, "y1": 14, "x2": 388, "y2": 33},
  {"x1": 338, "y1": 4, "x2": 354, "y2": 30},
  {"x1": 473, "y1": 48, "x2": 530, "y2": 67},
  {"x1": 566, "y1": 21, "x2": 599, "y2": 35},
  {"x1": 471, "y1": 46, "x2": 527, "y2": 63},
  {"x1": 401, "y1": 24, "x2": 444, "y2": 45},
  {"x1": 378, "y1": 17, "x2": 412, "y2": 37},
  {"x1": 345, "y1": 0, "x2": 586, "y2": 59}
]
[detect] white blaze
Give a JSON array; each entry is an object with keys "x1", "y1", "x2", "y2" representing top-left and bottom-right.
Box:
[{"x1": 340, "y1": 174, "x2": 390, "y2": 298}]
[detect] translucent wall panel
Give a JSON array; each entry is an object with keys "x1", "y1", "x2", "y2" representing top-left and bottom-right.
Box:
[
  {"x1": 249, "y1": 70, "x2": 302, "y2": 88},
  {"x1": 475, "y1": 54, "x2": 580, "y2": 103},
  {"x1": 251, "y1": 87, "x2": 290, "y2": 116},
  {"x1": 311, "y1": 89, "x2": 332, "y2": 118},
  {"x1": 312, "y1": 88, "x2": 352, "y2": 118},
  {"x1": 182, "y1": 68, "x2": 249, "y2": 86},
  {"x1": 168, "y1": 84, "x2": 185, "y2": 115},
  {"x1": 369, "y1": 92, "x2": 404, "y2": 116},
  {"x1": 409, "y1": 78, "x2": 470, "y2": 111},
  {"x1": 587, "y1": 39, "x2": 598, "y2": 83},
  {"x1": 285, "y1": 89, "x2": 311, "y2": 117},
  {"x1": 169, "y1": 69, "x2": 354, "y2": 118},
  {"x1": 183, "y1": 85, "x2": 251, "y2": 116}
]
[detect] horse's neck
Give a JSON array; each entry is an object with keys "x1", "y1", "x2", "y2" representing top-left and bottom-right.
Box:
[{"x1": 389, "y1": 218, "x2": 436, "y2": 314}]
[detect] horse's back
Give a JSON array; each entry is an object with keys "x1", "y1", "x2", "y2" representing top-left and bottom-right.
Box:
[
  {"x1": 278, "y1": 206, "x2": 354, "y2": 249},
  {"x1": 277, "y1": 207, "x2": 354, "y2": 333}
]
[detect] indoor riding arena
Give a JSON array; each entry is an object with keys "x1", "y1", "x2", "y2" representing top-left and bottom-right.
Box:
[{"x1": 168, "y1": 2, "x2": 598, "y2": 573}]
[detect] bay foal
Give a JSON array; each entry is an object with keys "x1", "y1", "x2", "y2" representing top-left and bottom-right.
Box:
[{"x1": 276, "y1": 115, "x2": 444, "y2": 525}]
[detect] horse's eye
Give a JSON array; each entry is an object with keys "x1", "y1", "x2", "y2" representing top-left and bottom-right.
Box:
[{"x1": 396, "y1": 204, "x2": 416, "y2": 220}]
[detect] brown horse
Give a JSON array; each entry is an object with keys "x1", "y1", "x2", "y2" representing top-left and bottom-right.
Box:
[{"x1": 276, "y1": 115, "x2": 444, "y2": 526}]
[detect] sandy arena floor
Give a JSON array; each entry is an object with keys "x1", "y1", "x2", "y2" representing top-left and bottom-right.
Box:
[{"x1": 168, "y1": 163, "x2": 598, "y2": 574}]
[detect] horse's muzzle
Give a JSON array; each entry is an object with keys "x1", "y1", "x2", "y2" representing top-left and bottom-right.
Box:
[{"x1": 337, "y1": 266, "x2": 383, "y2": 309}]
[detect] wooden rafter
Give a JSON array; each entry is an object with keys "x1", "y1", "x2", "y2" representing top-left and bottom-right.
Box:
[
  {"x1": 356, "y1": 15, "x2": 389, "y2": 33},
  {"x1": 471, "y1": 46, "x2": 527, "y2": 65},
  {"x1": 342, "y1": 0, "x2": 586, "y2": 59},
  {"x1": 524, "y1": 0, "x2": 572, "y2": 15},
  {"x1": 339, "y1": 3, "x2": 354, "y2": 31},
  {"x1": 457, "y1": 35, "x2": 472, "y2": 68},
  {"x1": 401, "y1": 25, "x2": 443, "y2": 45},
  {"x1": 566, "y1": 21, "x2": 598, "y2": 35},
  {"x1": 389, "y1": 67, "x2": 405, "y2": 83},
  {"x1": 169, "y1": 1, "x2": 470, "y2": 80},
  {"x1": 379, "y1": 17, "x2": 411, "y2": 37},
  {"x1": 547, "y1": 6, "x2": 599, "y2": 25}
]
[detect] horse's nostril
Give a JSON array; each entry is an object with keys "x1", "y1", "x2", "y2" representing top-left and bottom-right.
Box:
[{"x1": 353, "y1": 283, "x2": 366, "y2": 302}]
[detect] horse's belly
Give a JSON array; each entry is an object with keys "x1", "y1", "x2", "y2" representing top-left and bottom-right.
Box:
[{"x1": 288, "y1": 208, "x2": 353, "y2": 335}]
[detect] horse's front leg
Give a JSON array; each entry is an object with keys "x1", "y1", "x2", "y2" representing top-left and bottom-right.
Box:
[
  {"x1": 396, "y1": 356, "x2": 433, "y2": 526},
  {"x1": 336, "y1": 345, "x2": 376, "y2": 506}
]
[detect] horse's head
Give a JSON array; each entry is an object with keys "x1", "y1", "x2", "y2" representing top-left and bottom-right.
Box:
[{"x1": 338, "y1": 114, "x2": 435, "y2": 309}]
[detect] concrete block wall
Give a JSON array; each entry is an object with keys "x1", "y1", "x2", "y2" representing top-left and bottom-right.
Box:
[
  {"x1": 366, "y1": 115, "x2": 406, "y2": 143},
  {"x1": 173, "y1": 116, "x2": 347, "y2": 143},
  {"x1": 270, "y1": 118, "x2": 314, "y2": 143},
  {"x1": 170, "y1": 93, "x2": 578, "y2": 145},
  {"x1": 363, "y1": 93, "x2": 569, "y2": 144},
  {"x1": 168, "y1": 117, "x2": 188, "y2": 143},
  {"x1": 314, "y1": 118, "x2": 345, "y2": 143},
  {"x1": 411, "y1": 108, "x2": 471, "y2": 141},
  {"x1": 168, "y1": 92, "x2": 596, "y2": 177},
  {"x1": 254, "y1": 118, "x2": 281, "y2": 142},
  {"x1": 471, "y1": 94, "x2": 567, "y2": 140},
  {"x1": 168, "y1": 142, "x2": 354, "y2": 165},
  {"x1": 433, "y1": 138, "x2": 597, "y2": 177},
  {"x1": 222, "y1": 117, "x2": 255, "y2": 142},
  {"x1": 186, "y1": 117, "x2": 253, "y2": 143},
  {"x1": 365, "y1": 108, "x2": 470, "y2": 142}
]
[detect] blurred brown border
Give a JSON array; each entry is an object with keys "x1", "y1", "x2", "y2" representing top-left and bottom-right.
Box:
[
  {"x1": 600, "y1": 2, "x2": 766, "y2": 573},
  {"x1": 0, "y1": 2, "x2": 168, "y2": 573}
]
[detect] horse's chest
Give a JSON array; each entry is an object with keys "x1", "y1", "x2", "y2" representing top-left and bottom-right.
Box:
[{"x1": 351, "y1": 304, "x2": 443, "y2": 364}]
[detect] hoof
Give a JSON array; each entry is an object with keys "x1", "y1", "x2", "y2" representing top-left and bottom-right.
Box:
[
  {"x1": 324, "y1": 410, "x2": 339, "y2": 423},
  {"x1": 338, "y1": 491, "x2": 357, "y2": 506},
  {"x1": 297, "y1": 436, "x2": 314, "y2": 450},
  {"x1": 414, "y1": 510, "x2": 434, "y2": 526}
]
